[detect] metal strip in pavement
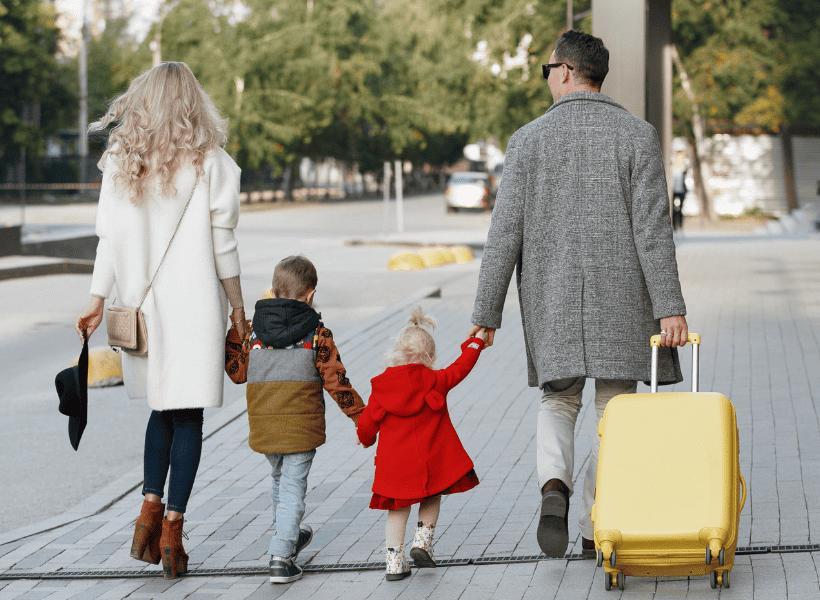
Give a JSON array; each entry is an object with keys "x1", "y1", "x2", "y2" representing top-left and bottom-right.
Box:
[{"x1": 4, "y1": 546, "x2": 816, "y2": 580}]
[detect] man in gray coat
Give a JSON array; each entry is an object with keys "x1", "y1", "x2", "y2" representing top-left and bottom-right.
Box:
[{"x1": 468, "y1": 30, "x2": 689, "y2": 559}]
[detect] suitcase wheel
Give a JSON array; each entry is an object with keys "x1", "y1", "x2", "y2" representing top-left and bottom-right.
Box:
[
  {"x1": 722, "y1": 570, "x2": 730, "y2": 588},
  {"x1": 596, "y1": 550, "x2": 603, "y2": 568},
  {"x1": 605, "y1": 573, "x2": 613, "y2": 591},
  {"x1": 610, "y1": 549, "x2": 617, "y2": 568},
  {"x1": 710, "y1": 570, "x2": 717, "y2": 589},
  {"x1": 617, "y1": 572, "x2": 625, "y2": 591},
  {"x1": 706, "y1": 546, "x2": 726, "y2": 566}
]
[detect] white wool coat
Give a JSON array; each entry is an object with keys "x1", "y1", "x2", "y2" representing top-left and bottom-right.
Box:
[{"x1": 89, "y1": 147, "x2": 241, "y2": 410}]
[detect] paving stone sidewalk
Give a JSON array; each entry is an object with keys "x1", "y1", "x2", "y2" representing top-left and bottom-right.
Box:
[{"x1": 2, "y1": 235, "x2": 820, "y2": 599}]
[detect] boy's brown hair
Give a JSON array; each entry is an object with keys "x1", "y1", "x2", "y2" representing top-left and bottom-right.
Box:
[{"x1": 273, "y1": 255, "x2": 318, "y2": 299}]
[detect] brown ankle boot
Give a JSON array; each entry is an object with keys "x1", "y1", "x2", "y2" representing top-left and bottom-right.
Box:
[
  {"x1": 160, "y1": 517, "x2": 189, "y2": 579},
  {"x1": 130, "y1": 498, "x2": 165, "y2": 564}
]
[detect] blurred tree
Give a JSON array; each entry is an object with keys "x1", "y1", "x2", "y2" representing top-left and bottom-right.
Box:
[
  {"x1": 672, "y1": 0, "x2": 784, "y2": 132},
  {"x1": 432, "y1": 0, "x2": 588, "y2": 147},
  {"x1": 778, "y1": 0, "x2": 820, "y2": 127},
  {"x1": 65, "y1": 17, "x2": 152, "y2": 137},
  {"x1": 671, "y1": 0, "x2": 786, "y2": 219},
  {"x1": 0, "y1": 0, "x2": 74, "y2": 180},
  {"x1": 172, "y1": 0, "x2": 475, "y2": 190}
]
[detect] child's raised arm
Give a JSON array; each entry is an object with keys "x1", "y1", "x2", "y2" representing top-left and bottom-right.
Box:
[
  {"x1": 438, "y1": 337, "x2": 485, "y2": 391},
  {"x1": 316, "y1": 327, "x2": 365, "y2": 425}
]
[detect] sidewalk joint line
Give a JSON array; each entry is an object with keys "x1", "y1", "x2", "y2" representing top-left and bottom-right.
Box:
[{"x1": 3, "y1": 545, "x2": 815, "y2": 580}]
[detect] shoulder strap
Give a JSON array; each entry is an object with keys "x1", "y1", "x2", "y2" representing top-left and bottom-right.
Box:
[{"x1": 137, "y1": 175, "x2": 200, "y2": 308}]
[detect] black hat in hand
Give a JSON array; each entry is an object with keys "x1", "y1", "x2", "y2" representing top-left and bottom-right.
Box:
[{"x1": 55, "y1": 333, "x2": 89, "y2": 451}]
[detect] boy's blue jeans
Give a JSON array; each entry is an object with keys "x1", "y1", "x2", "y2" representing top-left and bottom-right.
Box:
[{"x1": 266, "y1": 449, "x2": 316, "y2": 558}]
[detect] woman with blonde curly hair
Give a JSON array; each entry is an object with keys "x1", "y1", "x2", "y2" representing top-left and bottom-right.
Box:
[{"x1": 75, "y1": 62, "x2": 248, "y2": 579}]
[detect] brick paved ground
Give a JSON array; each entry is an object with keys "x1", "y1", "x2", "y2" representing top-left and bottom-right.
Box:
[{"x1": 1, "y1": 234, "x2": 820, "y2": 599}]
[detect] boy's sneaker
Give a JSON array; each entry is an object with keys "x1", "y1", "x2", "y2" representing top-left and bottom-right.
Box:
[
  {"x1": 294, "y1": 525, "x2": 313, "y2": 559},
  {"x1": 269, "y1": 556, "x2": 303, "y2": 584}
]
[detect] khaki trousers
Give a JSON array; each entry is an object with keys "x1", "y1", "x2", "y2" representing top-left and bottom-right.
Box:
[{"x1": 537, "y1": 377, "x2": 638, "y2": 539}]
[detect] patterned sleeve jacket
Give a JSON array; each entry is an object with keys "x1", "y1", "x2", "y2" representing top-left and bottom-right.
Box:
[{"x1": 471, "y1": 92, "x2": 686, "y2": 387}]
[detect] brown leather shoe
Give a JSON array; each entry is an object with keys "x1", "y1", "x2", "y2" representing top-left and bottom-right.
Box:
[
  {"x1": 582, "y1": 537, "x2": 596, "y2": 558},
  {"x1": 537, "y1": 479, "x2": 570, "y2": 558},
  {"x1": 130, "y1": 498, "x2": 164, "y2": 564},
  {"x1": 160, "y1": 517, "x2": 189, "y2": 579}
]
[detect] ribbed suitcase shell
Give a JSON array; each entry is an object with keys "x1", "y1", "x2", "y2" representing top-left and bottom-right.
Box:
[{"x1": 591, "y1": 336, "x2": 745, "y2": 590}]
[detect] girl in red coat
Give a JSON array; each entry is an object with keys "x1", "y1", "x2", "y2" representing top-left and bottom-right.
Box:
[{"x1": 357, "y1": 307, "x2": 487, "y2": 581}]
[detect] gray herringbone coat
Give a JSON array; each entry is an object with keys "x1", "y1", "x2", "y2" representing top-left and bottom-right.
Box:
[{"x1": 472, "y1": 92, "x2": 686, "y2": 387}]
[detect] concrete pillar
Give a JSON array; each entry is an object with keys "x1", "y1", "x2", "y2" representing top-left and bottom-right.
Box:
[{"x1": 593, "y1": 0, "x2": 672, "y2": 166}]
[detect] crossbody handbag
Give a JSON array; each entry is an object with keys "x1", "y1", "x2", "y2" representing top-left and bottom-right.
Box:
[{"x1": 106, "y1": 176, "x2": 198, "y2": 355}]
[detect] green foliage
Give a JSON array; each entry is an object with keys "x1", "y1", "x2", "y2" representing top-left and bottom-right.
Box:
[
  {"x1": 52, "y1": 0, "x2": 820, "y2": 178},
  {"x1": 138, "y1": 0, "x2": 475, "y2": 174},
  {"x1": 778, "y1": 0, "x2": 820, "y2": 126},
  {"x1": 672, "y1": 0, "x2": 785, "y2": 132},
  {"x1": 0, "y1": 0, "x2": 73, "y2": 177},
  {"x1": 434, "y1": 0, "x2": 573, "y2": 146},
  {"x1": 63, "y1": 18, "x2": 151, "y2": 127}
]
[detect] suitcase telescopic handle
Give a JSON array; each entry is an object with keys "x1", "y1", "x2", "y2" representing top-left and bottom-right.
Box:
[{"x1": 649, "y1": 333, "x2": 701, "y2": 393}]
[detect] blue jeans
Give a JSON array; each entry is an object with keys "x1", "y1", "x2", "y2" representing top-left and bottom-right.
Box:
[
  {"x1": 142, "y1": 409, "x2": 204, "y2": 514},
  {"x1": 266, "y1": 449, "x2": 316, "y2": 558}
]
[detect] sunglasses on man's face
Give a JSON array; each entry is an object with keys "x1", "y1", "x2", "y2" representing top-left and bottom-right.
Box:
[{"x1": 542, "y1": 63, "x2": 574, "y2": 79}]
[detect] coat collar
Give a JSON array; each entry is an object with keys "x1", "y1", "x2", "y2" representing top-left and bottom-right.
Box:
[{"x1": 546, "y1": 91, "x2": 628, "y2": 115}]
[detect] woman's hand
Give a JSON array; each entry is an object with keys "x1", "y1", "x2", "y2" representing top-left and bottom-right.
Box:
[
  {"x1": 231, "y1": 307, "x2": 248, "y2": 340},
  {"x1": 75, "y1": 296, "x2": 105, "y2": 343}
]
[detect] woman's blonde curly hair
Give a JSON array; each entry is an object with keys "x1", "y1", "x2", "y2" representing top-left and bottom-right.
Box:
[
  {"x1": 90, "y1": 62, "x2": 228, "y2": 204},
  {"x1": 384, "y1": 306, "x2": 437, "y2": 369}
]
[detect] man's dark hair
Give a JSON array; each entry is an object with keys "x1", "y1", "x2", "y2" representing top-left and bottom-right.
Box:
[
  {"x1": 554, "y1": 30, "x2": 609, "y2": 88},
  {"x1": 273, "y1": 255, "x2": 318, "y2": 299}
]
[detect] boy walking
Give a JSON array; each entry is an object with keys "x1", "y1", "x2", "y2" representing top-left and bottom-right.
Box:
[{"x1": 246, "y1": 255, "x2": 365, "y2": 583}]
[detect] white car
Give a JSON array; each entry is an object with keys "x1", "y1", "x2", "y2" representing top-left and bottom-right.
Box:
[{"x1": 445, "y1": 172, "x2": 492, "y2": 212}]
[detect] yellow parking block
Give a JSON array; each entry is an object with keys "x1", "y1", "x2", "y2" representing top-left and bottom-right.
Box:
[
  {"x1": 450, "y1": 245, "x2": 474, "y2": 263},
  {"x1": 388, "y1": 251, "x2": 425, "y2": 271},
  {"x1": 418, "y1": 247, "x2": 452, "y2": 267},
  {"x1": 73, "y1": 347, "x2": 123, "y2": 388},
  {"x1": 435, "y1": 246, "x2": 457, "y2": 264}
]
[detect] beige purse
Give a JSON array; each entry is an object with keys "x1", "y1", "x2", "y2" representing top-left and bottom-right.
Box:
[
  {"x1": 106, "y1": 305, "x2": 149, "y2": 355},
  {"x1": 106, "y1": 176, "x2": 198, "y2": 355}
]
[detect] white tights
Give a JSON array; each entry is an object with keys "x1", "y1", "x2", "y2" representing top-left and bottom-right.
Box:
[{"x1": 385, "y1": 496, "x2": 441, "y2": 547}]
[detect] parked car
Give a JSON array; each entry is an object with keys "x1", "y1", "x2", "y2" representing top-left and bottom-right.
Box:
[{"x1": 445, "y1": 172, "x2": 492, "y2": 212}]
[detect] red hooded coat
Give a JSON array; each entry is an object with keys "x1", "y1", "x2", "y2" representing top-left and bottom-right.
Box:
[{"x1": 357, "y1": 338, "x2": 484, "y2": 499}]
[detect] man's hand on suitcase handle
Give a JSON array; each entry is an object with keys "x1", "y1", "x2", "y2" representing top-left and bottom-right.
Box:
[{"x1": 659, "y1": 315, "x2": 688, "y2": 347}]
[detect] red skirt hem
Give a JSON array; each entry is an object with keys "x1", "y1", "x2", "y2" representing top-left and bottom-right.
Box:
[{"x1": 369, "y1": 469, "x2": 479, "y2": 510}]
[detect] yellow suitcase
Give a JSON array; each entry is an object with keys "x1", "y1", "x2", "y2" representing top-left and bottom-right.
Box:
[{"x1": 591, "y1": 333, "x2": 746, "y2": 592}]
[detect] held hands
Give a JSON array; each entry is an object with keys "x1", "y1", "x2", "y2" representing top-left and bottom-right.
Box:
[
  {"x1": 75, "y1": 296, "x2": 105, "y2": 343},
  {"x1": 467, "y1": 324, "x2": 495, "y2": 348},
  {"x1": 231, "y1": 307, "x2": 249, "y2": 340},
  {"x1": 659, "y1": 315, "x2": 688, "y2": 347}
]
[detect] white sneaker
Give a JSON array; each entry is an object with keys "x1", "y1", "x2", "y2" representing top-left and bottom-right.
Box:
[
  {"x1": 385, "y1": 544, "x2": 411, "y2": 581},
  {"x1": 410, "y1": 521, "x2": 436, "y2": 568}
]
